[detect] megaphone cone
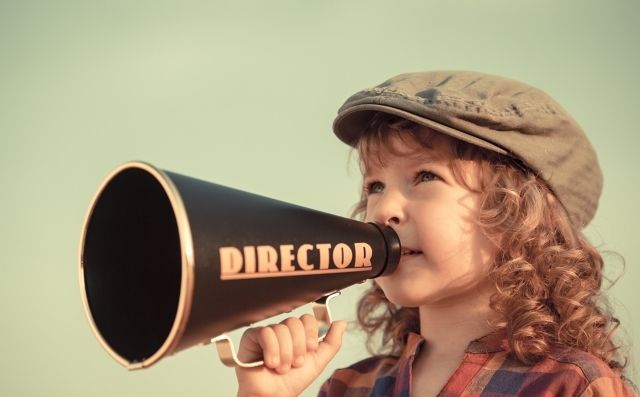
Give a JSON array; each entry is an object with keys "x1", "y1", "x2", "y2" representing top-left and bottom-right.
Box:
[{"x1": 79, "y1": 162, "x2": 400, "y2": 370}]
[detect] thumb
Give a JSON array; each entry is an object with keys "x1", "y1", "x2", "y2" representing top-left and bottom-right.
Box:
[{"x1": 313, "y1": 320, "x2": 347, "y2": 368}]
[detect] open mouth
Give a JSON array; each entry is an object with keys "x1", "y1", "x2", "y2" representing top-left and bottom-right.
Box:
[{"x1": 401, "y1": 248, "x2": 422, "y2": 256}]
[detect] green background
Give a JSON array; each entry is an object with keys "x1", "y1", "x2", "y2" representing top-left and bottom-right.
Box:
[{"x1": 1, "y1": 1, "x2": 638, "y2": 395}]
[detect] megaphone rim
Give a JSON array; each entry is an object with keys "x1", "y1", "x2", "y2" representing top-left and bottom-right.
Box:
[{"x1": 78, "y1": 161, "x2": 196, "y2": 370}]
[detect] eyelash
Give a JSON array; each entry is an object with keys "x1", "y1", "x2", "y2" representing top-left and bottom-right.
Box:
[
  {"x1": 364, "y1": 170, "x2": 440, "y2": 195},
  {"x1": 364, "y1": 181, "x2": 384, "y2": 195},
  {"x1": 415, "y1": 170, "x2": 440, "y2": 183}
]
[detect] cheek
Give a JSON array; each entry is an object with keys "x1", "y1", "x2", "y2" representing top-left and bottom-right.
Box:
[
  {"x1": 362, "y1": 198, "x2": 376, "y2": 223},
  {"x1": 415, "y1": 198, "x2": 465, "y2": 234},
  {"x1": 414, "y1": 199, "x2": 486, "y2": 261}
]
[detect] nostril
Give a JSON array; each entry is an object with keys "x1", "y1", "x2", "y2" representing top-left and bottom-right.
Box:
[{"x1": 387, "y1": 216, "x2": 400, "y2": 225}]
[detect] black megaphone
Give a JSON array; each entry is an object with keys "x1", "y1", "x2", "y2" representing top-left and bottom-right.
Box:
[{"x1": 79, "y1": 161, "x2": 400, "y2": 370}]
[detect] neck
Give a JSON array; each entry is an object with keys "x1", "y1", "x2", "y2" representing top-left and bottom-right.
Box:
[{"x1": 418, "y1": 285, "x2": 495, "y2": 357}]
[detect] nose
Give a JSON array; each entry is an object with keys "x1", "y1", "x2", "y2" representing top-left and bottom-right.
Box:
[{"x1": 365, "y1": 190, "x2": 405, "y2": 227}]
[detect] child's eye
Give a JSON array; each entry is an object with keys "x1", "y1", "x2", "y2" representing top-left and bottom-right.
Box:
[
  {"x1": 364, "y1": 181, "x2": 385, "y2": 195},
  {"x1": 414, "y1": 170, "x2": 440, "y2": 184}
]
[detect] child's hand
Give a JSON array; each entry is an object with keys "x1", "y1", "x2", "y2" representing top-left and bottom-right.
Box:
[{"x1": 235, "y1": 314, "x2": 347, "y2": 397}]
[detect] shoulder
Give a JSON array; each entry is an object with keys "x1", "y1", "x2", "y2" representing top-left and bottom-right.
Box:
[
  {"x1": 486, "y1": 347, "x2": 636, "y2": 396},
  {"x1": 544, "y1": 348, "x2": 636, "y2": 396},
  {"x1": 317, "y1": 355, "x2": 400, "y2": 397},
  {"x1": 547, "y1": 348, "x2": 616, "y2": 381}
]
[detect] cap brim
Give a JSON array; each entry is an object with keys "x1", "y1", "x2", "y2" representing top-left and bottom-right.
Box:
[{"x1": 333, "y1": 104, "x2": 509, "y2": 156}]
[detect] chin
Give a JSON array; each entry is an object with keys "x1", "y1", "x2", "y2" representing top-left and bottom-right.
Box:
[
  {"x1": 375, "y1": 271, "x2": 434, "y2": 307},
  {"x1": 375, "y1": 284, "x2": 431, "y2": 308}
]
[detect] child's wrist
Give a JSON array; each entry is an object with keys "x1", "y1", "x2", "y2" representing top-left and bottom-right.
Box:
[
  {"x1": 237, "y1": 389, "x2": 297, "y2": 397},
  {"x1": 236, "y1": 390, "x2": 261, "y2": 397}
]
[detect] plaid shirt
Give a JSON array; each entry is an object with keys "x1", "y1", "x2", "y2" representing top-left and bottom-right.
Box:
[{"x1": 318, "y1": 332, "x2": 635, "y2": 397}]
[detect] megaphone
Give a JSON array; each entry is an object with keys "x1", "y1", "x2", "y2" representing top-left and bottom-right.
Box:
[{"x1": 79, "y1": 162, "x2": 400, "y2": 370}]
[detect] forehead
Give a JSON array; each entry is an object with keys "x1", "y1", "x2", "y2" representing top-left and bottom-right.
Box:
[{"x1": 358, "y1": 128, "x2": 456, "y2": 171}]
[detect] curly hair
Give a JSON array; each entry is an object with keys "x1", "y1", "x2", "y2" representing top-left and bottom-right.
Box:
[{"x1": 352, "y1": 113, "x2": 628, "y2": 378}]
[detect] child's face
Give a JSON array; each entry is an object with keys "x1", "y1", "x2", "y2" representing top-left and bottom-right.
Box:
[{"x1": 362, "y1": 133, "x2": 496, "y2": 308}]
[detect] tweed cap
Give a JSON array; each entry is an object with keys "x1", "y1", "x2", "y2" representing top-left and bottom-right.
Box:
[{"x1": 333, "y1": 70, "x2": 602, "y2": 228}]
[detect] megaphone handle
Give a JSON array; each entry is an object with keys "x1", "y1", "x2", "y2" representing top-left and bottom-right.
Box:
[
  {"x1": 212, "y1": 291, "x2": 341, "y2": 368},
  {"x1": 311, "y1": 291, "x2": 340, "y2": 337}
]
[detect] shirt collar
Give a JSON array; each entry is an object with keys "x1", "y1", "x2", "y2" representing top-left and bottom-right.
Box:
[
  {"x1": 393, "y1": 331, "x2": 508, "y2": 396},
  {"x1": 405, "y1": 330, "x2": 508, "y2": 356},
  {"x1": 466, "y1": 330, "x2": 509, "y2": 354}
]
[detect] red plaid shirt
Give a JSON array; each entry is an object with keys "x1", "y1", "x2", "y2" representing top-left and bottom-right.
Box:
[{"x1": 318, "y1": 332, "x2": 635, "y2": 397}]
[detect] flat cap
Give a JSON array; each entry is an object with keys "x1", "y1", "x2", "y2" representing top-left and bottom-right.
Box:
[{"x1": 333, "y1": 70, "x2": 602, "y2": 228}]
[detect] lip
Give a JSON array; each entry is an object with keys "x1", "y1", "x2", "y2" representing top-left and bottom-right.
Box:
[
  {"x1": 398, "y1": 250, "x2": 423, "y2": 267},
  {"x1": 400, "y1": 247, "x2": 422, "y2": 256}
]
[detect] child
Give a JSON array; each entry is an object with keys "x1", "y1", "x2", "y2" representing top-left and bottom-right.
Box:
[{"x1": 234, "y1": 71, "x2": 636, "y2": 396}]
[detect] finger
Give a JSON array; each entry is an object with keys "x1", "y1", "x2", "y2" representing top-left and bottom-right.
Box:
[
  {"x1": 281, "y1": 317, "x2": 307, "y2": 368},
  {"x1": 313, "y1": 320, "x2": 347, "y2": 369},
  {"x1": 272, "y1": 324, "x2": 293, "y2": 373},
  {"x1": 253, "y1": 326, "x2": 280, "y2": 369},
  {"x1": 238, "y1": 326, "x2": 268, "y2": 362},
  {"x1": 300, "y1": 313, "x2": 319, "y2": 352}
]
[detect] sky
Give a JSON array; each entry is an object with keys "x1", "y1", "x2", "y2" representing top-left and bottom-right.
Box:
[{"x1": 1, "y1": 1, "x2": 638, "y2": 395}]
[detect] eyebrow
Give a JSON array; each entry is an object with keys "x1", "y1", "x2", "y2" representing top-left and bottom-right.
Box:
[{"x1": 362, "y1": 152, "x2": 449, "y2": 178}]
